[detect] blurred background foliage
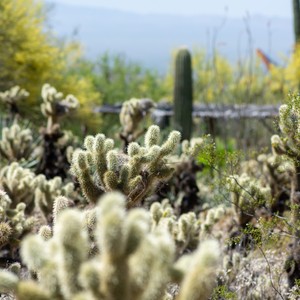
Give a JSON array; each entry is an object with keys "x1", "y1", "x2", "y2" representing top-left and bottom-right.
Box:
[{"x1": 1, "y1": 0, "x2": 300, "y2": 136}]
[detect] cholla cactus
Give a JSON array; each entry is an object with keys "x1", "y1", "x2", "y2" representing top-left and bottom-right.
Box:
[
  {"x1": 155, "y1": 138, "x2": 205, "y2": 213},
  {"x1": 0, "y1": 86, "x2": 29, "y2": 117},
  {"x1": 0, "y1": 162, "x2": 75, "y2": 219},
  {"x1": 37, "y1": 85, "x2": 80, "y2": 179},
  {"x1": 72, "y1": 125, "x2": 181, "y2": 208},
  {"x1": 41, "y1": 83, "x2": 79, "y2": 133},
  {"x1": 227, "y1": 173, "x2": 271, "y2": 227},
  {"x1": 37, "y1": 128, "x2": 79, "y2": 180},
  {"x1": 199, "y1": 205, "x2": 230, "y2": 240},
  {"x1": 0, "y1": 190, "x2": 35, "y2": 252},
  {"x1": 257, "y1": 153, "x2": 292, "y2": 213},
  {"x1": 150, "y1": 200, "x2": 232, "y2": 257},
  {"x1": 57, "y1": 130, "x2": 79, "y2": 162},
  {"x1": 270, "y1": 97, "x2": 300, "y2": 191},
  {"x1": 34, "y1": 175, "x2": 76, "y2": 221},
  {"x1": 174, "y1": 240, "x2": 220, "y2": 300},
  {"x1": 0, "y1": 123, "x2": 38, "y2": 163},
  {"x1": 272, "y1": 95, "x2": 300, "y2": 287},
  {"x1": 240, "y1": 159, "x2": 261, "y2": 178},
  {"x1": 119, "y1": 98, "x2": 154, "y2": 149},
  {"x1": 0, "y1": 192, "x2": 220, "y2": 300},
  {"x1": 150, "y1": 200, "x2": 200, "y2": 256},
  {"x1": 0, "y1": 162, "x2": 38, "y2": 213},
  {"x1": 276, "y1": 96, "x2": 300, "y2": 154},
  {"x1": 271, "y1": 96, "x2": 300, "y2": 203}
]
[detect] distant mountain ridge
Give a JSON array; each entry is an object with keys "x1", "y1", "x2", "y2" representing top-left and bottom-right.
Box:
[{"x1": 50, "y1": 2, "x2": 294, "y2": 73}]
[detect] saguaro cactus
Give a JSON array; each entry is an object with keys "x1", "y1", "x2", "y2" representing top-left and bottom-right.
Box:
[
  {"x1": 293, "y1": 0, "x2": 300, "y2": 43},
  {"x1": 173, "y1": 48, "x2": 193, "y2": 140}
]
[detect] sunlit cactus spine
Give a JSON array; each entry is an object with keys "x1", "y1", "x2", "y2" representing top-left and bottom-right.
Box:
[{"x1": 173, "y1": 48, "x2": 193, "y2": 140}]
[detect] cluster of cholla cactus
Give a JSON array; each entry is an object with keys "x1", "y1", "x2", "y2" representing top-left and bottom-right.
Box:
[
  {"x1": 257, "y1": 153, "x2": 292, "y2": 213},
  {"x1": 119, "y1": 98, "x2": 154, "y2": 150},
  {"x1": 149, "y1": 199, "x2": 232, "y2": 258},
  {"x1": 41, "y1": 83, "x2": 79, "y2": 134},
  {"x1": 0, "y1": 162, "x2": 77, "y2": 220},
  {"x1": 4, "y1": 82, "x2": 300, "y2": 299},
  {"x1": 271, "y1": 96, "x2": 300, "y2": 201},
  {"x1": 226, "y1": 173, "x2": 271, "y2": 228},
  {"x1": 34, "y1": 175, "x2": 76, "y2": 221},
  {"x1": 271, "y1": 95, "x2": 300, "y2": 182},
  {"x1": 0, "y1": 192, "x2": 221, "y2": 300},
  {"x1": 0, "y1": 162, "x2": 38, "y2": 213},
  {"x1": 150, "y1": 200, "x2": 201, "y2": 257},
  {"x1": 268, "y1": 94, "x2": 300, "y2": 287},
  {"x1": 0, "y1": 123, "x2": 39, "y2": 164},
  {"x1": 0, "y1": 190, "x2": 35, "y2": 254},
  {"x1": 0, "y1": 86, "x2": 29, "y2": 118},
  {"x1": 72, "y1": 125, "x2": 186, "y2": 208},
  {"x1": 198, "y1": 204, "x2": 232, "y2": 241},
  {"x1": 151, "y1": 138, "x2": 205, "y2": 213},
  {"x1": 37, "y1": 84, "x2": 80, "y2": 179}
]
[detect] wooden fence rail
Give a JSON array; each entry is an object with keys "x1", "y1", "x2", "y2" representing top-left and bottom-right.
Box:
[
  {"x1": 94, "y1": 102, "x2": 281, "y2": 151},
  {"x1": 94, "y1": 102, "x2": 281, "y2": 120}
]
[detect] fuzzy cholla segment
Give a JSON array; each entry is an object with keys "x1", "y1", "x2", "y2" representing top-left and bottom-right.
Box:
[
  {"x1": 271, "y1": 95, "x2": 300, "y2": 159},
  {"x1": 0, "y1": 123, "x2": 36, "y2": 162},
  {"x1": 0, "y1": 192, "x2": 220, "y2": 300},
  {"x1": 72, "y1": 125, "x2": 181, "y2": 207},
  {"x1": 0, "y1": 86, "x2": 29, "y2": 106},
  {"x1": 0, "y1": 162, "x2": 38, "y2": 212},
  {"x1": 150, "y1": 200, "x2": 201, "y2": 256},
  {"x1": 0, "y1": 189, "x2": 35, "y2": 251},
  {"x1": 41, "y1": 83, "x2": 79, "y2": 132},
  {"x1": 120, "y1": 98, "x2": 154, "y2": 143},
  {"x1": 227, "y1": 173, "x2": 271, "y2": 227},
  {"x1": 41, "y1": 83, "x2": 79, "y2": 119},
  {"x1": 34, "y1": 175, "x2": 75, "y2": 220},
  {"x1": 0, "y1": 162, "x2": 74, "y2": 218}
]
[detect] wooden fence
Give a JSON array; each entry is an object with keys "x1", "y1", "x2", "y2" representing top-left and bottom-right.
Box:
[
  {"x1": 94, "y1": 102, "x2": 281, "y2": 152},
  {"x1": 94, "y1": 102, "x2": 280, "y2": 119}
]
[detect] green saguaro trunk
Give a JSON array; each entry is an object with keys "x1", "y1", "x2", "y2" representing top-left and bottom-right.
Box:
[
  {"x1": 294, "y1": 0, "x2": 300, "y2": 43},
  {"x1": 173, "y1": 48, "x2": 193, "y2": 141}
]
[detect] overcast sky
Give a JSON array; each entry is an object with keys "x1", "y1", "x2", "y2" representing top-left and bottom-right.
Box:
[{"x1": 52, "y1": 0, "x2": 292, "y2": 18}]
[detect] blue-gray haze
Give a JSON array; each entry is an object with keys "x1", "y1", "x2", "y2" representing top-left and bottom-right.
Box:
[{"x1": 49, "y1": 1, "x2": 293, "y2": 73}]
